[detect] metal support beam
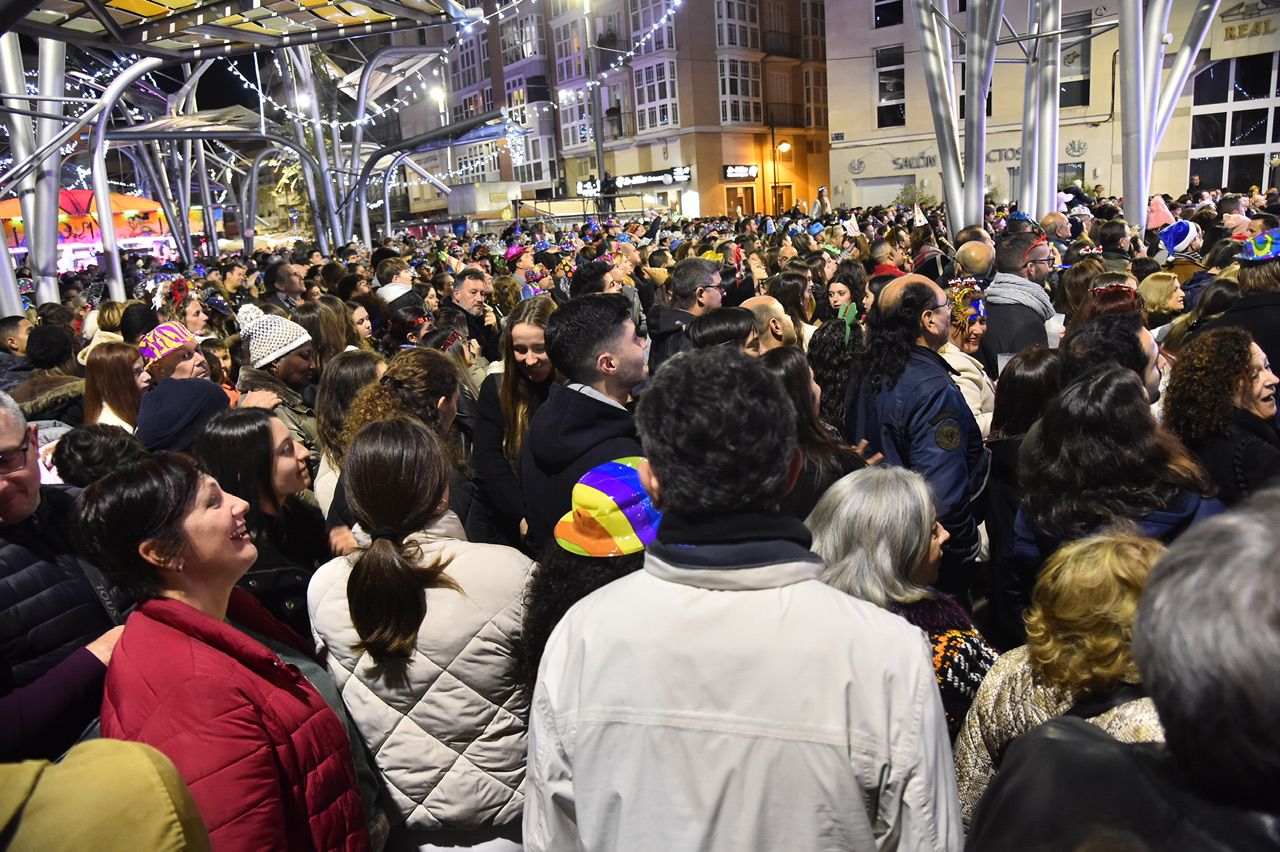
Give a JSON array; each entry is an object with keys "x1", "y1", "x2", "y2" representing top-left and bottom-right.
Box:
[
  {"x1": 1118, "y1": 0, "x2": 1150, "y2": 228},
  {"x1": 33, "y1": 39, "x2": 65, "y2": 305},
  {"x1": 1018, "y1": 0, "x2": 1041, "y2": 214},
  {"x1": 0, "y1": 33, "x2": 39, "y2": 259},
  {"x1": 964, "y1": 0, "x2": 1004, "y2": 228},
  {"x1": 1035, "y1": 0, "x2": 1060, "y2": 219},
  {"x1": 1153, "y1": 0, "x2": 1219, "y2": 158},
  {"x1": 1001, "y1": 13, "x2": 1030, "y2": 57},
  {"x1": 90, "y1": 56, "x2": 166, "y2": 300},
  {"x1": 353, "y1": 110, "x2": 505, "y2": 246},
  {"x1": 910, "y1": 0, "x2": 963, "y2": 235},
  {"x1": 0, "y1": 237, "x2": 23, "y2": 317},
  {"x1": 1141, "y1": 0, "x2": 1172, "y2": 211},
  {"x1": 583, "y1": 6, "x2": 608, "y2": 217},
  {"x1": 239, "y1": 146, "x2": 294, "y2": 257},
  {"x1": 348, "y1": 45, "x2": 449, "y2": 239},
  {"x1": 288, "y1": 46, "x2": 343, "y2": 255},
  {"x1": 279, "y1": 49, "x2": 331, "y2": 255},
  {"x1": 404, "y1": 158, "x2": 451, "y2": 194}
]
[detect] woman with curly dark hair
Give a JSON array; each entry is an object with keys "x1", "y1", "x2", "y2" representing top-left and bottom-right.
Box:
[
  {"x1": 1162, "y1": 327, "x2": 1280, "y2": 505},
  {"x1": 1002, "y1": 366, "x2": 1221, "y2": 638},
  {"x1": 806, "y1": 314, "x2": 864, "y2": 434}
]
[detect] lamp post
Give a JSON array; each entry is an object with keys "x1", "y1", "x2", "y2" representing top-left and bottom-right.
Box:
[{"x1": 771, "y1": 134, "x2": 792, "y2": 216}]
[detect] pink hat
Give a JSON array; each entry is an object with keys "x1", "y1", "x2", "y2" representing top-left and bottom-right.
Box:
[
  {"x1": 1223, "y1": 213, "x2": 1251, "y2": 237},
  {"x1": 503, "y1": 243, "x2": 528, "y2": 263},
  {"x1": 1146, "y1": 195, "x2": 1175, "y2": 231}
]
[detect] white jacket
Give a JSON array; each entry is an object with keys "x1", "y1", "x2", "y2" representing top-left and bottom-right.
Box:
[
  {"x1": 525, "y1": 549, "x2": 963, "y2": 852},
  {"x1": 308, "y1": 512, "x2": 533, "y2": 832}
]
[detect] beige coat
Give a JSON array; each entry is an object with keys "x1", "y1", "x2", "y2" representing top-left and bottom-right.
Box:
[
  {"x1": 308, "y1": 512, "x2": 533, "y2": 832},
  {"x1": 953, "y1": 645, "x2": 1164, "y2": 825},
  {"x1": 939, "y1": 343, "x2": 995, "y2": 438}
]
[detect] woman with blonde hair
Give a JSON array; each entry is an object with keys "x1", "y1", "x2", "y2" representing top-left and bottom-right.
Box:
[
  {"x1": 1137, "y1": 271, "x2": 1186, "y2": 329},
  {"x1": 953, "y1": 532, "x2": 1167, "y2": 825},
  {"x1": 808, "y1": 466, "x2": 997, "y2": 738}
]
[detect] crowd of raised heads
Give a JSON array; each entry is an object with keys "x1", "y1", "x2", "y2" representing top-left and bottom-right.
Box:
[{"x1": 2, "y1": 178, "x2": 1279, "y2": 851}]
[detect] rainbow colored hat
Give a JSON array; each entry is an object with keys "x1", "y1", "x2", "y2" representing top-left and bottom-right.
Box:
[
  {"x1": 555, "y1": 457, "x2": 661, "y2": 557},
  {"x1": 1238, "y1": 227, "x2": 1280, "y2": 263}
]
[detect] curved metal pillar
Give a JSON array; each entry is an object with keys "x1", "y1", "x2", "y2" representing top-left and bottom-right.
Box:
[
  {"x1": 964, "y1": 0, "x2": 1005, "y2": 228},
  {"x1": 32, "y1": 38, "x2": 66, "y2": 304},
  {"x1": 1153, "y1": 0, "x2": 1220, "y2": 159},
  {"x1": 347, "y1": 45, "x2": 450, "y2": 239},
  {"x1": 1119, "y1": 0, "x2": 1150, "y2": 229},
  {"x1": 1140, "y1": 0, "x2": 1172, "y2": 207},
  {"x1": 1035, "y1": 0, "x2": 1060, "y2": 219},
  {"x1": 0, "y1": 238, "x2": 22, "y2": 316},
  {"x1": 239, "y1": 146, "x2": 295, "y2": 257},
  {"x1": 90, "y1": 57, "x2": 166, "y2": 300},
  {"x1": 382, "y1": 151, "x2": 415, "y2": 239},
  {"x1": 288, "y1": 47, "x2": 343, "y2": 255},
  {"x1": 1018, "y1": 0, "x2": 1041, "y2": 214},
  {"x1": 279, "y1": 50, "x2": 330, "y2": 256},
  {"x1": 352, "y1": 110, "x2": 504, "y2": 248},
  {"x1": 909, "y1": 0, "x2": 963, "y2": 234}
]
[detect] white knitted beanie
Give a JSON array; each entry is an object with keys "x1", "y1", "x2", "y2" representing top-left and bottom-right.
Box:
[{"x1": 237, "y1": 304, "x2": 311, "y2": 369}]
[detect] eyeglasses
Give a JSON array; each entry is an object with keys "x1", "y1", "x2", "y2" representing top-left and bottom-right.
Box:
[
  {"x1": 0, "y1": 431, "x2": 32, "y2": 475},
  {"x1": 701, "y1": 283, "x2": 726, "y2": 293}
]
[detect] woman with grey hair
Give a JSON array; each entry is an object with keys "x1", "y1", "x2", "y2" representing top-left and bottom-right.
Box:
[{"x1": 808, "y1": 466, "x2": 997, "y2": 738}]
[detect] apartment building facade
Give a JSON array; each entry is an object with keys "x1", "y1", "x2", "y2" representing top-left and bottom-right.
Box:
[
  {"x1": 398, "y1": 0, "x2": 834, "y2": 219},
  {"x1": 825, "y1": 0, "x2": 1280, "y2": 211}
]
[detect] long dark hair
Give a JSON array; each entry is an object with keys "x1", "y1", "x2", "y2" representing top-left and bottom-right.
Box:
[
  {"x1": 760, "y1": 345, "x2": 863, "y2": 479},
  {"x1": 857, "y1": 278, "x2": 937, "y2": 392},
  {"x1": 193, "y1": 408, "x2": 285, "y2": 534},
  {"x1": 344, "y1": 417, "x2": 457, "y2": 663},
  {"x1": 1020, "y1": 366, "x2": 1210, "y2": 539},
  {"x1": 767, "y1": 272, "x2": 811, "y2": 333},
  {"x1": 806, "y1": 317, "x2": 865, "y2": 434},
  {"x1": 73, "y1": 452, "x2": 200, "y2": 601},
  {"x1": 989, "y1": 346, "x2": 1062, "y2": 439},
  {"x1": 500, "y1": 296, "x2": 557, "y2": 463},
  {"x1": 689, "y1": 306, "x2": 756, "y2": 350},
  {"x1": 516, "y1": 546, "x2": 643, "y2": 696},
  {"x1": 315, "y1": 348, "x2": 384, "y2": 467}
]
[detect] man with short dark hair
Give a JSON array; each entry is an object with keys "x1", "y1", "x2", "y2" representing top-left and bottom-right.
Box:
[
  {"x1": 954, "y1": 225, "x2": 994, "y2": 248},
  {"x1": 969, "y1": 489, "x2": 1280, "y2": 847},
  {"x1": 980, "y1": 232, "x2": 1054, "y2": 368},
  {"x1": 526, "y1": 347, "x2": 961, "y2": 851},
  {"x1": 520, "y1": 294, "x2": 646, "y2": 552},
  {"x1": 846, "y1": 275, "x2": 989, "y2": 574},
  {"x1": 452, "y1": 267, "x2": 500, "y2": 361},
  {"x1": 1248, "y1": 213, "x2": 1279, "y2": 238},
  {"x1": 647, "y1": 257, "x2": 722, "y2": 373},
  {"x1": 264, "y1": 261, "x2": 306, "y2": 312},
  {"x1": 0, "y1": 316, "x2": 33, "y2": 392}
]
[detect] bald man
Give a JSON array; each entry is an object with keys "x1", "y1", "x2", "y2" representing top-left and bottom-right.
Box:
[
  {"x1": 741, "y1": 295, "x2": 798, "y2": 351},
  {"x1": 953, "y1": 241, "x2": 995, "y2": 283},
  {"x1": 844, "y1": 273, "x2": 988, "y2": 577}
]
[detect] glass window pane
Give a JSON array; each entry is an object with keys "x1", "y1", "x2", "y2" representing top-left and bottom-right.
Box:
[
  {"x1": 1274, "y1": 106, "x2": 1280, "y2": 142},
  {"x1": 1194, "y1": 61, "x2": 1229, "y2": 105},
  {"x1": 1060, "y1": 79, "x2": 1089, "y2": 108},
  {"x1": 876, "y1": 45, "x2": 904, "y2": 68},
  {"x1": 1231, "y1": 108, "x2": 1268, "y2": 146},
  {"x1": 878, "y1": 69, "x2": 904, "y2": 103},
  {"x1": 877, "y1": 103, "x2": 905, "y2": 127},
  {"x1": 1227, "y1": 154, "x2": 1264, "y2": 191},
  {"x1": 875, "y1": 0, "x2": 904, "y2": 27},
  {"x1": 1189, "y1": 156, "x2": 1223, "y2": 188},
  {"x1": 1191, "y1": 113, "x2": 1227, "y2": 149},
  {"x1": 1233, "y1": 53, "x2": 1273, "y2": 101}
]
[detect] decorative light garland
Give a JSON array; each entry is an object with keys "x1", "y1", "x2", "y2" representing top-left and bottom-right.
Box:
[{"x1": 556, "y1": 0, "x2": 682, "y2": 103}]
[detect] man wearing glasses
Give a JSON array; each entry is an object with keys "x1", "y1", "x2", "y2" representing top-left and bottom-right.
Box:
[
  {"x1": 981, "y1": 232, "x2": 1056, "y2": 371},
  {"x1": 0, "y1": 392, "x2": 118, "y2": 694}
]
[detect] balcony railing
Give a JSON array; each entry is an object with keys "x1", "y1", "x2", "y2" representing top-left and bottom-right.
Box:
[
  {"x1": 763, "y1": 31, "x2": 801, "y2": 58},
  {"x1": 605, "y1": 110, "x2": 635, "y2": 141},
  {"x1": 766, "y1": 102, "x2": 805, "y2": 128}
]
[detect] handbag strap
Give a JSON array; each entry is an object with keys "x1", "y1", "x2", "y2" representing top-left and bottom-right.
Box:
[{"x1": 73, "y1": 555, "x2": 127, "y2": 626}]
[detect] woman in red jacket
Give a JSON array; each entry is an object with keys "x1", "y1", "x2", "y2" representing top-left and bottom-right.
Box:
[{"x1": 74, "y1": 453, "x2": 370, "y2": 852}]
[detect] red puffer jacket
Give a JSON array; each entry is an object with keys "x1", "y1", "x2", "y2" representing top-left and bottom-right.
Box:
[{"x1": 100, "y1": 589, "x2": 370, "y2": 852}]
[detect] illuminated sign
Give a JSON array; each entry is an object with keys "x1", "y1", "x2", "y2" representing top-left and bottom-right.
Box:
[{"x1": 723, "y1": 164, "x2": 760, "y2": 181}]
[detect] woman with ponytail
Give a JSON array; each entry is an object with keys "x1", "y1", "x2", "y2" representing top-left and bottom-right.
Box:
[{"x1": 308, "y1": 416, "x2": 532, "y2": 851}]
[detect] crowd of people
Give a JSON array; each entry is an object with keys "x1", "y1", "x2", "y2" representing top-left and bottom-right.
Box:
[{"x1": 2, "y1": 179, "x2": 1280, "y2": 850}]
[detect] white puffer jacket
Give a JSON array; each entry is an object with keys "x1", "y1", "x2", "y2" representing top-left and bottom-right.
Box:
[{"x1": 308, "y1": 511, "x2": 533, "y2": 832}]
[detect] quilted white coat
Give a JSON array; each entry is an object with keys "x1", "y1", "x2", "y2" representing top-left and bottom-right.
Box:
[{"x1": 308, "y1": 511, "x2": 533, "y2": 832}]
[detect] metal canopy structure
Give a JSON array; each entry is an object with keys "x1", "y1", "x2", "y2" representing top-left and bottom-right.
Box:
[
  {"x1": 10, "y1": 0, "x2": 479, "y2": 62},
  {"x1": 910, "y1": 0, "x2": 1220, "y2": 232}
]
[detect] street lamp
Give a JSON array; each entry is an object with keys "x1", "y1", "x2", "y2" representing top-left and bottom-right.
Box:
[{"x1": 771, "y1": 134, "x2": 792, "y2": 216}]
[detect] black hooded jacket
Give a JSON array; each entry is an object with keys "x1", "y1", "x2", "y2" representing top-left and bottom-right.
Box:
[
  {"x1": 646, "y1": 304, "x2": 694, "y2": 375},
  {"x1": 519, "y1": 382, "x2": 642, "y2": 554}
]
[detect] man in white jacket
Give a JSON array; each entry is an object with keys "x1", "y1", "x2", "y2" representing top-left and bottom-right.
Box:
[{"x1": 524, "y1": 347, "x2": 963, "y2": 852}]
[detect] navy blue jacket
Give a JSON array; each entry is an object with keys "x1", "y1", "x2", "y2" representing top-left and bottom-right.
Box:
[{"x1": 844, "y1": 346, "x2": 989, "y2": 563}]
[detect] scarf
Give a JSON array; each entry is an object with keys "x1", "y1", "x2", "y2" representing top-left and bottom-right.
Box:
[{"x1": 985, "y1": 272, "x2": 1055, "y2": 321}]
